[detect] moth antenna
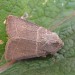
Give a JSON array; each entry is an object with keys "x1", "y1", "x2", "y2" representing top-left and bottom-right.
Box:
[
  {"x1": 50, "y1": 12, "x2": 75, "y2": 31},
  {"x1": 21, "y1": 12, "x2": 29, "y2": 20},
  {"x1": 0, "y1": 60, "x2": 16, "y2": 73}
]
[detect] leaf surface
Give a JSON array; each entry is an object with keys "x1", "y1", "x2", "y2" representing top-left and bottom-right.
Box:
[{"x1": 0, "y1": 0, "x2": 75, "y2": 75}]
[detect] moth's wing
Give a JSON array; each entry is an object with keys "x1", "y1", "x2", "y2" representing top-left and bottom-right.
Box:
[
  {"x1": 5, "y1": 15, "x2": 40, "y2": 61},
  {"x1": 5, "y1": 15, "x2": 39, "y2": 38}
]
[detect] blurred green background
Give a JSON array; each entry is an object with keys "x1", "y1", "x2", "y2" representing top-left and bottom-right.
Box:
[{"x1": 0, "y1": 0, "x2": 75, "y2": 75}]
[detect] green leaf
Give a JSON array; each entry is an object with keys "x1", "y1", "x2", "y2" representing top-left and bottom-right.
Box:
[{"x1": 0, "y1": 0, "x2": 75, "y2": 75}]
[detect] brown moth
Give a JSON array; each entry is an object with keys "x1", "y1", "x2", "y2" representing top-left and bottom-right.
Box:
[
  {"x1": 0, "y1": 15, "x2": 64, "y2": 73},
  {"x1": 5, "y1": 15, "x2": 64, "y2": 60}
]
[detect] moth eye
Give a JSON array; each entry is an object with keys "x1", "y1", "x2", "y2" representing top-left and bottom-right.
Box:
[{"x1": 52, "y1": 42, "x2": 59, "y2": 47}]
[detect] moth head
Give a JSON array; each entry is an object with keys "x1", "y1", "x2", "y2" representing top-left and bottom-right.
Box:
[{"x1": 43, "y1": 32, "x2": 64, "y2": 54}]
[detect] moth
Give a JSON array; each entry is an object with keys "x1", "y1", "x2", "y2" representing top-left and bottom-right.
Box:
[
  {"x1": 5, "y1": 15, "x2": 64, "y2": 60},
  {"x1": 0, "y1": 15, "x2": 64, "y2": 73}
]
